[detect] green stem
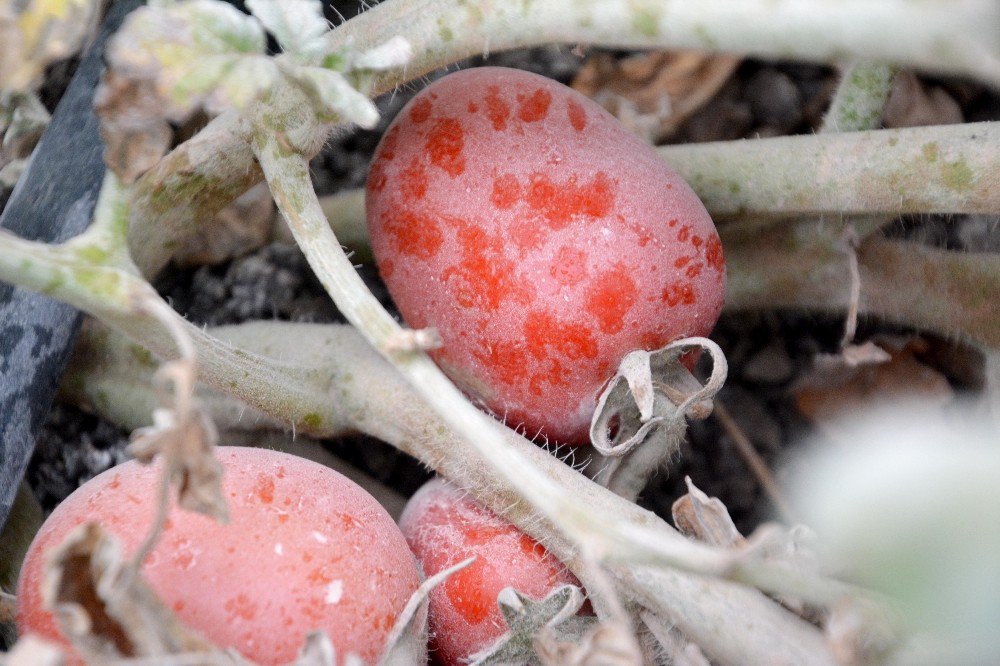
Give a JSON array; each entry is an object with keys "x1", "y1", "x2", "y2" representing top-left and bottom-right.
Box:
[
  {"x1": 0, "y1": 175, "x2": 342, "y2": 434},
  {"x1": 821, "y1": 62, "x2": 899, "y2": 133},
  {"x1": 722, "y1": 221, "x2": 1000, "y2": 347}
]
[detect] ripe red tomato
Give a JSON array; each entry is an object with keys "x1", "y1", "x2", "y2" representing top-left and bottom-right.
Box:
[
  {"x1": 399, "y1": 477, "x2": 582, "y2": 664},
  {"x1": 366, "y1": 66, "x2": 725, "y2": 444},
  {"x1": 16, "y1": 447, "x2": 420, "y2": 664}
]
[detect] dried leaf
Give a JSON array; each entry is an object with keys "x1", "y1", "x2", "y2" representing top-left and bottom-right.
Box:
[
  {"x1": 127, "y1": 296, "x2": 229, "y2": 522},
  {"x1": 882, "y1": 71, "x2": 963, "y2": 128},
  {"x1": 0, "y1": 0, "x2": 101, "y2": 90},
  {"x1": 671, "y1": 477, "x2": 746, "y2": 548},
  {"x1": 172, "y1": 182, "x2": 275, "y2": 267},
  {"x1": 468, "y1": 584, "x2": 592, "y2": 665},
  {"x1": 41, "y1": 523, "x2": 218, "y2": 661},
  {"x1": 0, "y1": 634, "x2": 66, "y2": 666},
  {"x1": 284, "y1": 66, "x2": 380, "y2": 127},
  {"x1": 95, "y1": 0, "x2": 273, "y2": 181},
  {"x1": 572, "y1": 50, "x2": 740, "y2": 143},
  {"x1": 793, "y1": 336, "x2": 953, "y2": 434}
]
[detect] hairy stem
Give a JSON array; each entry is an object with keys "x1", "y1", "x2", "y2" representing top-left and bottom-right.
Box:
[
  {"x1": 64, "y1": 320, "x2": 840, "y2": 666},
  {"x1": 0, "y1": 176, "x2": 342, "y2": 434},
  {"x1": 821, "y1": 62, "x2": 899, "y2": 133},
  {"x1": 722, "y1": 221, "x2": 1000, "y2": 348},
  {"x1": 330, "y1": 0, "x2": 1000, "y2": 89}
]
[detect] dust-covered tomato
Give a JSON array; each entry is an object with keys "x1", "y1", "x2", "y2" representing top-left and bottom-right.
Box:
[
  {"x1": 366, "y1": 66, "x2": 725, "y2": 444},
  {"x1": 16, "y1": 447, "x2": 420, "y2": 664},
  {"x1": 399, "y1": 477, "x2": 581, "y2": 664}
]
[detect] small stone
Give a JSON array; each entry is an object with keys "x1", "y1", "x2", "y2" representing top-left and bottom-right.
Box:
[{"x1": 744, "y1": 68, "x2": 803, "y2": 132}]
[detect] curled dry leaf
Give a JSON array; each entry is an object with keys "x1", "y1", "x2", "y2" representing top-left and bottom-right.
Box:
[
  {"x1": 792, "y1": 336, "x2": 953, "y2": 436},
  {"x1": 171, "y1": 182, "x2": 276, "y2": 267},
  {"x1": 671, "y1": 477, "x2": 746, "y2": 548},
  {"x1": 95, "y1": 0, "x2": 273, "y2": 182},
  {"x1": 572, "y1": 50, "x2": 740, "y2": 143},
  {"x1": 41, "y1": 523, "x2": 218, "y2": 662},
  {"x1": 0, "y1": 634, "x2": 66, "y2": 666},
  {"x1": 590, "y1": 337, "x2": 727, "y2": 501}
]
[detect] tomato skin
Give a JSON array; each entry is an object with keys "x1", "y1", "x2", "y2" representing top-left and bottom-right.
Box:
[
  {"x1": 398, "y1": 477, "x2": 581, "y2": 665},
  {"x1": 366, "y1": 66, "x2": 725, "y2": 444},
  {"x1": 16, "y1": 447, "x2": 420, "y2": 665}
]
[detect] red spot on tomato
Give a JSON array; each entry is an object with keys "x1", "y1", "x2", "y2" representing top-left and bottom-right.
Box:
[
  {"x1": 426, "y1": 117, "x2": 465, "y2": 177},
  {"x1": 380, "y1": 258, "x2": 395, "y2": 279},
  {"x1": 254, "y1": 474, "x2": 275, "y2": 504},
  {"x1": 662, "y1": 282, "x2": 695, "y2": 307},
  {"x1": 225, "y1": 594, "x2": 258, "y2": 621},
  {"x1": 382, "y1": 210, "x2": 444, "y2": 259},
  {"x1": 445, "y1": 560, "x2": 491, "y2": 625},
  {"x1": 367, "y1": 161, "x2": 387, "y2": 192},
  {"x1": 674, "y1": 256, "x2": 692, "y2": 268},
  {"x1": 519, "y1": 533, "x2": 546, "y2": 560},
  {"x1": 378, "y1": 126, "x2": 399, "y2": 161},
  {"x1": 409, "y1": 97, "x2": 433, "y2": 124},
  {"x1": 585, "y1": 264, "x2": 636, "y2": 334},
  {"x1": 517, "y1": 88, "x2": 552, "y2": 122},
  {"x1": 567, "y1": 98, "x2": 587, "y2": 132},
  {"x1": 677, "y1": 225, "x2": 691, "y2": 242},
  {"x1": 706, "y1": 233, "x2": 725, "y2": 271},
  {"x1": 691, "y1": 235, "x2": 703, "y2": 248},
  {"x1": 491, "y1": 173, "x2": 521, "y2": 209},
  {"x1": 550, "y1": 245, "x2": 588, "y2": 286},
  {"x1": 484, "y1": 86, "x2": 510, "y2": 131},
  {"x1": 443, "y1": 226, "x2": 533, "y2": 311},
  {"x1": 475, "y1": 340, "x2": 529, "y2": 385},
  {"x1": 685, "y1": 263, "x2": 703, "y2": 278},
  {"x1": 668, "y1": 218, "x2": 678, "y2": 227},
  {"x1": 467, "y1": 100, "x2": 478, "y2": 113},
  {"x1": 524, "y1": 171, "x2": 615, "y2": 228},
  {"x1": 524, "y1": 311, "x2": 598, "y2": 360},
  {"x1": 399, "y1": 157, "x2": 428, "y2": 201}
]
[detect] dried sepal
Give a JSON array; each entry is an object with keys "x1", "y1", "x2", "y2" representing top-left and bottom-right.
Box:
[
  {"x1": 281, "y1": 64, "x2": 380, "y2": 128},
  {"x1": 288, "y1": 631, "x2": 363, "y2": 666},
  {"x1": 128, "y1": 296, "x2": 228, "y2": 522},
  {"x1": 468, "y1": 584, "x2": 592, "y2": 665},
  {"x1": 40, "y1": 523, "x2": 218, "y2": 661},
  {"x1": 95, "y1": 0, "x2": 274, "y2": 182},
  {"x1": 671, "y1": 477, "x2": 746, "y2": 548},
  {"x1": 590, "y1": 337, "x2": 727, "y2": 500},
  {"x1": 381, "y1": 556, "x2": 476, "y2": 666},
  {"x1": 640, "y1": 611, "x2": 710, "y2": 666}
]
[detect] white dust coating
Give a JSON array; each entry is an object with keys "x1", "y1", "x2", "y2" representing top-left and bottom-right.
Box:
[{"x1": 325, "y1": 580, "x2": 344, "y2": 605}]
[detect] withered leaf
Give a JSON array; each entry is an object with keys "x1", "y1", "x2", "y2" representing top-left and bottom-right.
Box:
[
  {"x1": 41, "y1": 523, "x2": 217, "y2": 661},
  {"x1": 672, "y1": 477, "x2": 746, "y2": 548},
  {"x1": 572, "y1": 50, "x2": 740, "y2": 143}
]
